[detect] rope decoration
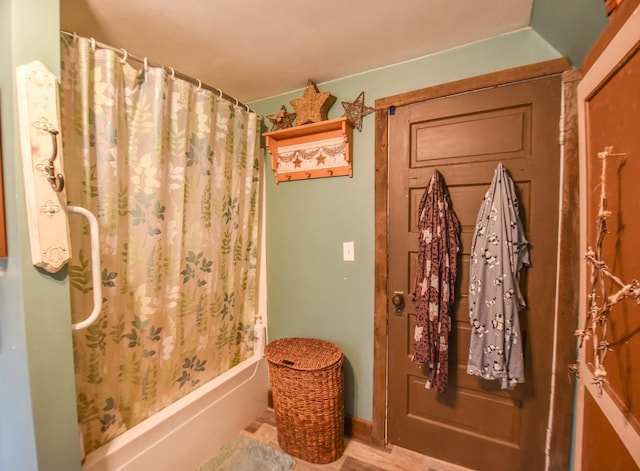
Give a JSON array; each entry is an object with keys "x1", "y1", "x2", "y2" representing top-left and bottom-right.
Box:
[{"x1": 574, "y1": 146, "x2": 640, "y2": 396}]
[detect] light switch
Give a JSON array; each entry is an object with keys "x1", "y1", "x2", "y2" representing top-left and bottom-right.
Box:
[{"x1": 343, "y1": 241, "x2": 355, "y2": 261}]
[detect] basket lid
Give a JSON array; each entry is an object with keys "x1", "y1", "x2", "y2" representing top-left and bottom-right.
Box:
[{"x1": 264, "y1": 337, "x2": 343, "y2": 371}]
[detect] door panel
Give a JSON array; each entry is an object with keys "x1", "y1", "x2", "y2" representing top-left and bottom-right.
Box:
[
  {"x1": 583, "y1": 393, "x2": 639, "y2": 471},
  {"x1": 387, "y1": 76, "x2": 561, "y2": 471},
  {"x1": 411, "y1": 105, "x2": 531, "y2": 165}
]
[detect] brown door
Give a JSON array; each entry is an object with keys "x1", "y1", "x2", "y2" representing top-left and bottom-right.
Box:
[{"x1": 387, "y1": 76, "x2": 562, "y2": 471}]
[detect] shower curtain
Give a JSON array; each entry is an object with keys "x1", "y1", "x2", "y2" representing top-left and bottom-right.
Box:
[{"x1": 59, "y1": 35, "x2": 261, "y2": 453}]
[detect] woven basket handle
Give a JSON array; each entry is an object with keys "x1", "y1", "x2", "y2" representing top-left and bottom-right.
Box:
[{"x1": 282, "y1": 360, "x2": 295, "y2": 366}]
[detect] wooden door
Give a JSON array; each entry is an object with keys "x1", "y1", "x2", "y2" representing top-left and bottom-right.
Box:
[
  {"x1": 577, "y1": 2, "x2": 640, "y2": 469},
  {"x1": 387, "y1": 76, "x2": 562, "y2": 471}
]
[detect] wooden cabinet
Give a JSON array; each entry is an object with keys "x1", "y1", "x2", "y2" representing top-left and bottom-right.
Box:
[
  {"x1": 263, "y1": 117, "x2": 353, "y2": 183},
  {"x1": 577, "y1": 1, "x2": 640, "y2": 468}
]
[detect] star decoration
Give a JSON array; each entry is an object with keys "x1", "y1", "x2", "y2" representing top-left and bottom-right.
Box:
[
  {"x1": 342, "y1": 91, "x2": 375, "y2": 132},
  {"x1": 267, "y1": 105, "x2": 297, "y2": 131},
  {"x1": 290, "y1": 80, "x2": 336, "y2": 125}
]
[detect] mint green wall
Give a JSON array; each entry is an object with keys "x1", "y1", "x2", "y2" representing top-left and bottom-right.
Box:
[
  {"x1": 0, "y1": 0, "x2": 81, "y2": 470},
  {"x1": 532, "y1": 0, "x2": 608, "y2": 67},
  {"x1": 249, "y1": 27, "x2": 596, "y2": 422},
  {"x1": 0, "y1": 0, "x2": 608, "y2": 466}
]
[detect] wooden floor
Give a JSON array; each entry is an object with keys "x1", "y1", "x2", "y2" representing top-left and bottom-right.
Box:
[{"x1": 240, "y1": 409, "x2": 474, "y2": 471}]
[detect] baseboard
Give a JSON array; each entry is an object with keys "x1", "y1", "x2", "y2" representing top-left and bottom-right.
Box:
[
  {"x1": 268, "y1": 389, "x2": 374, "y2": 445},
  {"x1": 344, "y1": 416, "x2": 374, "y2": 445}
]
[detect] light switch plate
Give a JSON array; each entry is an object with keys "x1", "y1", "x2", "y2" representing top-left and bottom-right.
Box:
[{"x1": 343, "y1": 241, "x2": 355, "y2": 261}]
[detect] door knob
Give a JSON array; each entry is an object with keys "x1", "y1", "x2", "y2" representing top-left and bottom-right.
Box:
[{"x1": 392, "y1": 291, "x2": 405, "y2": 315}]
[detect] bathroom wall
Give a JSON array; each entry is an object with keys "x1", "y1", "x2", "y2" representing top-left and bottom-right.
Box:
[
  {"x1": 250, "y1": 1, "x2": 608, "y2": 423},
  {"x1": 250, "y1": 28, "x2": 566, "y2": 421},
  {"x1": 0, "y1": 0, "x2": 81, "y2": 470},
  {"x1": 532, "y1": 0, "x2": 608, "y2": 65},
  {"x1": 0, "y1": 1, "x2": 608, "y2": 468}
]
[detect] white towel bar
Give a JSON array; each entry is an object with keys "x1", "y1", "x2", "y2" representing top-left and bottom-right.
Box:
[{"x1": 68, "y1": 205, "x2": 103, "y2": 330}]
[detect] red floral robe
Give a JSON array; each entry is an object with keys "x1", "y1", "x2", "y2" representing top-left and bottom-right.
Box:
[{"x1": 412, "y1": 170, "x2": 461, "y2": 393}]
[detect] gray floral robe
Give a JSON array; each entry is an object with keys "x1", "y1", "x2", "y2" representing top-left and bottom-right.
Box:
[{"x1": 467, "y1": 163, "x2": 529, "y2": 390}]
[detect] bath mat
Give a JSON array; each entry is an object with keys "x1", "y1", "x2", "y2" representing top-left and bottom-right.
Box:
[{"x1": 198, "y1": 436, "x2": 295, "y2": 471}]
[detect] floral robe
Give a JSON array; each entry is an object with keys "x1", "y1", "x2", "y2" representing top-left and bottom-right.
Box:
[
  {"x1": 467, "y1": 163, "x2": 529, "y2": 390},
  {"x1": 412, "y1": 170, "x2": 460, "y2": 393}
]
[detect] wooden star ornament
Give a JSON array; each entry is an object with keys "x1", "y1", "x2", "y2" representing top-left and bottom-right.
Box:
[
  {"x1": 342, "y1": 91, "x2": 375, "y2": 131},
  {"x1": 290, "y1": 80, "x2": 336, "y2": 125},
  {"x1": 267, "y1": 105, "x2": 297, "y2": 131}
]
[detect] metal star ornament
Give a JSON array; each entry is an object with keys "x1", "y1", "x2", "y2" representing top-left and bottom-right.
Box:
[
  {"x1": 342, "y1": 91, "x2": 375, "y2": 132},
  {"x1": 267, "y1": 105, "x2": 297, "y2": 131}
]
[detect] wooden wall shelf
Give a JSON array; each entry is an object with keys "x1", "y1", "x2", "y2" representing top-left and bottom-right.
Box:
[{"x1": 264, "y1": 117, "x2": 353, "y2": 183}]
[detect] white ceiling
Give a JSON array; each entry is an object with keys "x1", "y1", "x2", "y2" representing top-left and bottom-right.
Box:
[{"x1": 60, "y1": 0, "x2": 534, "y2": 103}]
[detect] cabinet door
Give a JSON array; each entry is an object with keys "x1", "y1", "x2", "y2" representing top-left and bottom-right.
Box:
[{"x1": 577, "y1": 4, "x2": 640, "y2": 469}]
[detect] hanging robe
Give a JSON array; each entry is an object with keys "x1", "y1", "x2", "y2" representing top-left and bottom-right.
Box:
[
  {"x1": 412, "y1": 170, "x2": 460, "y2": 393},
  {"x1": 467, "y1": 163, "x2": 529, "y2": 390}
]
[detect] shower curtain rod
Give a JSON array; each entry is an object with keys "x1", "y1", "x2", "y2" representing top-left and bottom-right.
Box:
[{"x1": 60, "y1": 30, "x2": 259, "y2": 117}]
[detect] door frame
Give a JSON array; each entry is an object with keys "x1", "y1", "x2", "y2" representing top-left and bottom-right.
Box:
[{"x1": 372, "y1": 58, "x2": 579, "y2": 468}]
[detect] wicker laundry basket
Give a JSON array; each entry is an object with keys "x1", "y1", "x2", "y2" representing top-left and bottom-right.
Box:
[{"x1": 264, "y1": 337, "x2": 345, "y2": 464}]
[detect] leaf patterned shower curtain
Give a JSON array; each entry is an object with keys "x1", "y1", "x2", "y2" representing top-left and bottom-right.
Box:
[{"x1": 59, "y1": 35, "x2": 261, "y2": 453}]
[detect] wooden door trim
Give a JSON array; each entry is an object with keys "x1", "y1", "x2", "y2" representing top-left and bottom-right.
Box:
[
  {"x1": 375, "y1": 57, "x2": 569, "y2": 110},
  {"x1": 372, "y1": 59, "x2": 576, "y2": 462},
  {"x1": 372, "y1": 106, "x2": 389, "y2": 446},
  {"x1": 553, "y1": 68, "x2": 583, "y2": 470}
]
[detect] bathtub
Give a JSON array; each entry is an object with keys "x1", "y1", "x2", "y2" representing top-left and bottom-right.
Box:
[{"x1": 82, "y1": 354, "x2": 269, "y2": 471}]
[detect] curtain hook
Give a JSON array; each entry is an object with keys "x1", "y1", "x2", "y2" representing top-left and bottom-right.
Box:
[
  {"x1": 196, "y1": 79, "x2": 202, "y2": 90},
  {"x1": 169, "y1": 67, "x2": 175, "y2": 80},
  {"x1": 234, "y1": 98, "x2": 239, "y2": 107},
  {"x1": 217, "y1": 88, "x2": 223, "y2": 99},
  {"x1": 143, "y1": 57, "x2": 149, "y2": 73},
  {"x1": 245, "y1": 104, "x2": 250, "y2": 112},
  {"x1": 90, "y1": 37, "x2": 96, "y2": 51},
  {"x1": 73, "y1": 32, "x2": 78, "y2": 43},
  {"x1": 120, "y1": 48, "x2": 128, "y2": 64}
]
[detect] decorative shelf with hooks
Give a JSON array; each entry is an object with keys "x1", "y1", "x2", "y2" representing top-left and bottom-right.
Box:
[
  {"x1": 16, "y1": 61, "x2": 71, "y2": 272},
  {"x1": 263, "y1": 117, "x2": 353, "y2": 184}
]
